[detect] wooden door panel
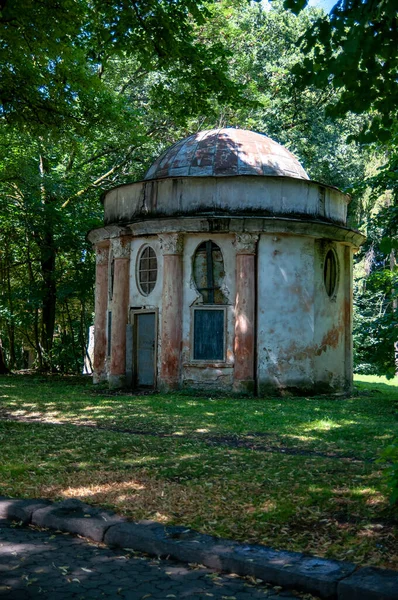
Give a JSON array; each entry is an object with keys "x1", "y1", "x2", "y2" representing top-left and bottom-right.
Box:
[{"x1": 136, "y1": 312, "x2": 156, "y2": 387}]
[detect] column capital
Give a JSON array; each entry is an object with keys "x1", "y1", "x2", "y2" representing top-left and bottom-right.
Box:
[
  {"x1": 233, "y1": 233, "x2": 259, "y2": 255},
  {"x1": 158, "y1": 233, "x2": 184, "y2": 255},
  {"x1": 95, "y1": 241, "x2": 110, "y2": 265},
  {"x1": 111, "y1": 236, "x2": 131, "y2": 259}
]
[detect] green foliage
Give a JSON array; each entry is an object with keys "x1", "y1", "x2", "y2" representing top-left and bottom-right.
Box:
[
  {"x1": 177, "y1": 1, "x2": 370, "y2": 192},
  {"x1": 354, "y1": 268, "x2": 398, "y2": 378},
  {"x1": 0, "y1": 0, "x2": 392, "y2": 376},
  {"x1": 352, "y1": 159, "x2": 398, "y2": 377},
  {"x1": 282, "y1": 0, "x2": 398, "y2": 142},
  {"x1": 0, "y1": 0, "x2": 241, "y2": 131},
  {"x1": 380, "y1": 442, "x2": 398, "y2": 505},
  {"x1": 0, "y1": 0, "x2": 248, "y2": 372}
]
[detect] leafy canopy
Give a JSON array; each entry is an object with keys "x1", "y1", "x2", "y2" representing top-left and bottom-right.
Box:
[
  {"x1": 282, "y1": 0, "x2": 398, "y2": 141},
  {"x1": 0, "y1": 0, "x2": 242, "y2": 131}
]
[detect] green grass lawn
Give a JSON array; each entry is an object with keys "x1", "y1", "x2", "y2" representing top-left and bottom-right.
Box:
[{"x1": 0, "y1": 374, "x2": 397, "y2": 570}]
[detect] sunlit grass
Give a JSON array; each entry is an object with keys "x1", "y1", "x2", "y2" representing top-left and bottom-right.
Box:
[
  {"x1": 355, "y1": 374, "x2": 398, "y2": 386},
  {"x1": 301, "y1": 419, "x2": 343, "y2": 431},
  {"x1": 0, "y1": 374, "x2": 397, "y2": 569}
]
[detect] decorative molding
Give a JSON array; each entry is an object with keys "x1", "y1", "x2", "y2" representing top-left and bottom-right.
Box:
[
  {"x1": 128, "y1": 217, "x2": 365, "y2": 248},
  {"x1": 95, "y1": 242, "x2": 110, "y2": 265},
  {"x1": 88, "y1": 225, "x2": 129, "y2": 245},
  {"x1": 111, "y1": 237, "x2": 131, "y2": 259},
  {"x1": 233, "y1": 233, "x2": 259, "y2": 255},
  {"x1": 158, "y1": 233, "x2": 184, "y2": 255}
]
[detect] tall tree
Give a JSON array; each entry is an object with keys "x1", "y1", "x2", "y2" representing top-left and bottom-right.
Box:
[
  {"x1": 0, "y1": 0, "x2": 241, "y2": 130},
  {"x1": 278, "y1": 0, "x2": 397, "y2": 375},
  {"x1": 0, "y1": 0, "x2": 248, "y2": 371},
  {"x1": 282, "y1": 0, "x2": 398, "y2": 140},
  {"x1": 186, "y1": 0, "x2": 370, "y2": 191},
  {"x1": 0, "y1": 0, "x2": 382, "y2": 373}
]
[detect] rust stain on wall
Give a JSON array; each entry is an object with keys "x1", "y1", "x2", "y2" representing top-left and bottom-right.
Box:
[
  {"x1": 343, "y1": 298, "x2": 351, "y2": 329},
  {"x1": 278, "y1": 321, "x2": 344, "y2": 364},
  {"x1": 320, "y1": 324, "x2": 343, "y2": 349},
  {"x1": 161, "y1": 348, "x2": 179, "y2": 381},
  {"x1": 283, "y1": 341, "x2": 315, "y2": 362}
]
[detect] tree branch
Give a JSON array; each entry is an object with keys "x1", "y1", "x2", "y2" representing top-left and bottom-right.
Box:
[
  {"x1": 61, "y1": 145, "x2": 137, "y2": 208},
  {"x1": 70, "y1": 146, "x2": 119, "y2": 172}
]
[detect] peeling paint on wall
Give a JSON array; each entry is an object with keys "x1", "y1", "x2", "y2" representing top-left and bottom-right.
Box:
[{"x1": 89, "y1": 129, "x2": 364, "y2": 394}]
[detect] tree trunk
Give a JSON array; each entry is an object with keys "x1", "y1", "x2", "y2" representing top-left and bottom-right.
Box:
[
  {"x1": 26, "y1": 237, "x2": 43, "y2": 369},
  {"x1": 390, "y1": 250, "x2": 398, "y2": 376},
  {"x1": 65, "y1": 299, "x2": 79, "y2": 372},
  {"x1": 38, "y1": 154, "x2": 57, "y2": 371},
  {"x1": 40, "y1": 230, "x2": 57, "y2": 369},
  {"x1": 6, "y1": 262, "x2": 16, "y2": 369},
  {"x1": 0, "y1": 339, "x2": 10, "y2": 374}
]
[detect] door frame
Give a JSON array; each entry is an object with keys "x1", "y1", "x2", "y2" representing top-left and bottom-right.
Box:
[{"x1": 130, "y1": 308, "x2": 158, "y2": 389}]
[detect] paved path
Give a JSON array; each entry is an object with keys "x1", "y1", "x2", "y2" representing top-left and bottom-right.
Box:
[{"x1": 0, "y1": 520, "x2": 302, "y2": 600}]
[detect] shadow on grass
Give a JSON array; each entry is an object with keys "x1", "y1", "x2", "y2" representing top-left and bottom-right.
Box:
[
  {"x1": 1, "y1": 373, "x2": 398, "y2": 463},
  {"x1": 1, "y1": 411, "x2": 398, "y2": 569}
]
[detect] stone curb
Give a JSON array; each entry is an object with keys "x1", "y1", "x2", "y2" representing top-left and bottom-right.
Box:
[
  {"x1": 1, "y1": 496, "x2": 397, "y2": 599},
  {"x1": 31, "y1": 498, "x2": 125, "y2": 542}
]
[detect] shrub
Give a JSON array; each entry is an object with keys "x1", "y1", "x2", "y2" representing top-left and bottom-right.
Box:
[{"x1": 380, "y1": 441, "x2": 398, "y2": 505}]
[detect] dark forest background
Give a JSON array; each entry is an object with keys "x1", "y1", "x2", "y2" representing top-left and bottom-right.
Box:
[{"x1": 0, "y1": 0, "x2": 396, "y2": 376}]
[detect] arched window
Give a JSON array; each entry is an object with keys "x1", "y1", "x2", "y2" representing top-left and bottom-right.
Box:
[
  {"x1": 193, "y1": 240, "x2": 225, "y2": 304},
  {"x1": 137, "y1": 245, "x2": 158, "y2": 296},
  {"x1": 324, "y1": 249, "x2": 337, "y2": 297},
  {"x1": 192, "y1": 240, "x2": 226, "y2": 361}
]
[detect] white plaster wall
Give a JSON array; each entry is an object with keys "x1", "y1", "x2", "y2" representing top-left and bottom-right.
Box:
[
  {"x1": 326, "y1": 188, "x2": 347, "y2": 224},
  {"x1": 181, "y1": 233, "x2": 235, "y2": 389},
  {"x1": 104, "y1": 177, "x2": 348, "y2": 227},
  {"x1": 127, "y1": 233, "x2": 237, "y2": 389},
  {"x1": 257, "y1": 234, "x2": 316, "y2": 391},
  {"x1": 102, "y1": 228, "x2": 352, "y2": 393},
  {"x1": 313, "y1": 241, "x2": 346, "y2": 390}
]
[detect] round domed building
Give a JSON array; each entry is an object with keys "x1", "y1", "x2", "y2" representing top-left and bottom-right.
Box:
[{"x1": 88, "y1": 128, "x2": 365, "y2": 394}]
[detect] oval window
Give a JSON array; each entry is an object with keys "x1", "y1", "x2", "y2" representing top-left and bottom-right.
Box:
[
  {"x1": 137, "y1": 245, "x2": 157, "y2": 296},
  {"x1": 324, "y1": 250, "x2": 337, "y2": 297}
]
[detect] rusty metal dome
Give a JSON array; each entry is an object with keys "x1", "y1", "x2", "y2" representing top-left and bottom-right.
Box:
[{"x1": 144, "y1": 128, "x2": 309, "y2": 181}]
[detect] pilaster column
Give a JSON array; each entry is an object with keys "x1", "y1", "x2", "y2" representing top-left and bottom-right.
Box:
[
  {"x1": 159, "y1": 233, "x2": 184, "y2": 390},
  {"x1": 233, "y1": 233, "x2": 258, "y2": 393},
  {"x1": 343, "y1": 246, "x2": 353, "y2": 391},
  {"x1": 109, "y1": 237, "x2": 131, "y2": 389},
  {"x1": 93, "y1": 241, "x2": 110, "y2": 384}
]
